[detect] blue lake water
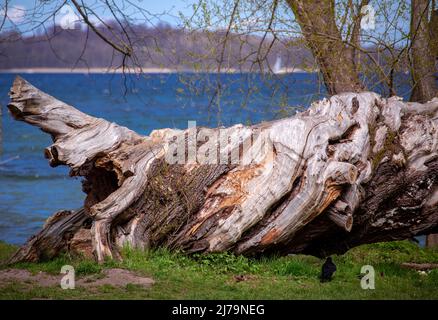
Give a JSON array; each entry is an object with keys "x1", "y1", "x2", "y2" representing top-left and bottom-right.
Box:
[{"x1": 0, "y1": 73, "x2": 417, "y2": 245}]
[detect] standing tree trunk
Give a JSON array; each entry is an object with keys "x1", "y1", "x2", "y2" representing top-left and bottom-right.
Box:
[
  {"x1": 285, "y1": 0, "x2": 365, "y2": 95},
  {"x1": 6, "y1": 77, "x2": 438, "y2": 264},
  {"x1": 410, "y1": 0, "x2": 438, "y2": 246},
  {"x1": 426, "y1": 234, "x2": 438, "y2": 247},
  {"x1": 410, "y1": 0, "x2": 438, "y2": 103}
]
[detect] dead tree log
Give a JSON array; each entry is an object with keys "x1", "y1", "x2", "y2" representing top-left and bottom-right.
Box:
[
  {"x1": 401, "y1": 263, "x2": 438, "y2": 271},
  {"x1": 6, "y1": 76, "x2": 438, "y2": 264}
]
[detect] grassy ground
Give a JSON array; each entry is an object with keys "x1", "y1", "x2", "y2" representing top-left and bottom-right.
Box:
[{"x1": 0, "y1": 240, "x2": 437, "y2": 299}]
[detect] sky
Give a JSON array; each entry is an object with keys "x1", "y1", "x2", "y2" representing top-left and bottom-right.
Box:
[
  {"x1": 0, "y1": 0, "x2": 195, "y2": 33},
  {"x1": 0, "y1": 0, "x2": 411, "y2": 45}
]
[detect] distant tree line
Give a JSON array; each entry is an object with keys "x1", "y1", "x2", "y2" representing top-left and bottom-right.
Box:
[{"x1": 0, "y1": 23, "x2": 313, "y2": 71}]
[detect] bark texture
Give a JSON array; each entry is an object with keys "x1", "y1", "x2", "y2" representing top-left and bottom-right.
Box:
[
  {"x1": 410, "y1": 0, "x2": 438, "y2": 103},
  {"x1": 7, "y1": 76, "x2": 438, "y2": 264},
  {"x1": 401, "y1": 262, "x2": 438, "y2": 270},
  {"x1": 426, "y1": 233, "x2": 438, "y2": 247},
  {"x1": 410, "y1": 0, "x2": 438, "y2": 246},
  {"x1": 285, "y1": 0, "x2": 365, "y2": 95}
]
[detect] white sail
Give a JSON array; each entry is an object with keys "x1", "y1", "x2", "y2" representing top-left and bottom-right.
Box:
[{"x1": 273, "y1": 56, "x2": 282, "y2": 74}]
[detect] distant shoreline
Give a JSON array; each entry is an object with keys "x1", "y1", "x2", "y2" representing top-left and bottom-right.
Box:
[{"x1": 0, "y1": 67, "x2": 313, "y2": 74}]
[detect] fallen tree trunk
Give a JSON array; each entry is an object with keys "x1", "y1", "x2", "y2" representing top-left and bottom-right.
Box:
[{"x1": 6, "y1": 76, "x2": 438, "y2": 264}]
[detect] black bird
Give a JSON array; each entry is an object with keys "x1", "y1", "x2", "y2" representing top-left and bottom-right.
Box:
[{"x1": 320, "y1": 257, "x2": 337, "y2": 283}]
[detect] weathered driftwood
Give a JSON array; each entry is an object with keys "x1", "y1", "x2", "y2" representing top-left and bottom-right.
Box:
[
  {"x1": 401, "y1": 263, "x2": 438, "y2": 271},
  {"x1": 7, "y1": 76, "x2": 438, "y2": 264}
]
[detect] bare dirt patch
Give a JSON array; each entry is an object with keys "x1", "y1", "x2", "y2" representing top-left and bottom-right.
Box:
[
  {"x1": 0, "y1": 268, "x2": 154, "y2": 289},
  {"x1": 79, "y1": 268, "x2": 155, "y2": 288}
]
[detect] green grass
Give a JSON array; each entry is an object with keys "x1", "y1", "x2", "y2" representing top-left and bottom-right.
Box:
[{"x1": 0, "y1": 240, "x2": 437, "y2": 299}]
